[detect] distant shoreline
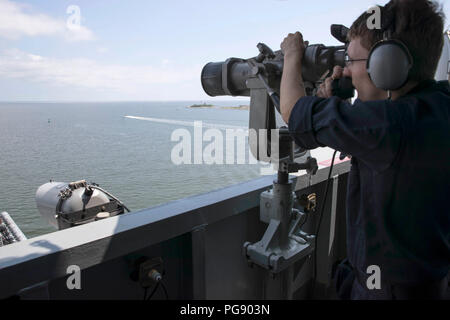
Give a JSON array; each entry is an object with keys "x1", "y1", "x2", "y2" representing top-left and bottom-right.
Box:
[{"x1": 188, "y1": 103, "x2": 249, "y2": 110}]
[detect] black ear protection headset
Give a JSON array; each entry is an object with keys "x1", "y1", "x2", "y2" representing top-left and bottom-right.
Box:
[{"x1": 366, "y1": 4, "x2": 414, "y2": 92}]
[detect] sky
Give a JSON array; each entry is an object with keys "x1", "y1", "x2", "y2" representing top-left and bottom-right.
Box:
[{"x1": 0, "y1": 0, "x2": 448, "y2": 102}]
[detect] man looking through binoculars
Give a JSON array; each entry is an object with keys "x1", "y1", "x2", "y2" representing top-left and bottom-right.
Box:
[{"x1": 280, "y1": 0, "x2": 449, "y2": 299}]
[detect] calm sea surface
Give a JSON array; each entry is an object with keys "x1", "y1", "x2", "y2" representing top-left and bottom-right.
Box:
[{"x1": 0, "y1": 101, "x2": 264, "y2": 238}]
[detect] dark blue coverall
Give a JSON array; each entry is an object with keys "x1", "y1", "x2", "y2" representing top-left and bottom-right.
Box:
[{"x1": 288, "y1": 80, "x2": 450, "y2": 299}]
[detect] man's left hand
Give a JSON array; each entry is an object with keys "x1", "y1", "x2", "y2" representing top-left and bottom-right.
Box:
[{"x1": 316, "y1": 66, "x2": 344, "y2": 98}]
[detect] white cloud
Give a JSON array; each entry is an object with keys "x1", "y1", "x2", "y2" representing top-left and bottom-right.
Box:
[
  {"x1": 0, "y1": 0, "x2": 94, "y2": 41},
  {"x1": 96, "y1": 47, "x2": 109, "y2": 54},
  {"x1": 0, "y1": 48, "x2": 201, "y2": 96}
]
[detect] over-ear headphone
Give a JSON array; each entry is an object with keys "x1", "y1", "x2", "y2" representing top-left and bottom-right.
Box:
[{"x1": 366, "y1": 5, "x2": 413, "y2": 91}]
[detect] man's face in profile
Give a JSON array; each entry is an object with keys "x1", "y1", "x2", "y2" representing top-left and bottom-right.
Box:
[{"x1": 343, "y1": 37, "x2": 387, "y2": 101}]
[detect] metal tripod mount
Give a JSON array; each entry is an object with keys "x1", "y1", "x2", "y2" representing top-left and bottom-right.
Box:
[{"x1": 243, "y1": 128, "x2": 318, "y2": 274}]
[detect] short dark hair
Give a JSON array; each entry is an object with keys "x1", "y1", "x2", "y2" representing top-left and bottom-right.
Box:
[{"x1": 348, "y1": 0, "x2": 446, "y2": 82}]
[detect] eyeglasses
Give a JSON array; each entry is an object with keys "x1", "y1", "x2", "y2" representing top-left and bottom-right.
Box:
[{"x1": 344, "y1": 54, "x2": 368, "y2": 66}]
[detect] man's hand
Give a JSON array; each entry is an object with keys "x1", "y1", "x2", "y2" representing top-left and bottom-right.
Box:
[
  {"x1": 316, "y1": 66, "x2": 344, "y2": 98},
  {"x1": 280, "y1": 31, "x2": 308, "y2": 124},
  {"x1": 280, "y1": 32, "x2": 309, "y2": 60}
]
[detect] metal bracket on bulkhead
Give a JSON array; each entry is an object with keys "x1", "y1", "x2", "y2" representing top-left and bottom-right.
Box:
[{"x1": 243, "y1": 179, "x2": 315, "y2": 274}]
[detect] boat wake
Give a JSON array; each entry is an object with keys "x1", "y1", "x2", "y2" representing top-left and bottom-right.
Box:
[{"x1": 124, "y1": 115, "x2": 247, "y2": 131}]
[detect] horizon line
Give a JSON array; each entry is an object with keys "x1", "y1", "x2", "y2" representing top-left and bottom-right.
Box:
[{"x1": 0, "y1": 99, "x2": 250, "y2": 104}]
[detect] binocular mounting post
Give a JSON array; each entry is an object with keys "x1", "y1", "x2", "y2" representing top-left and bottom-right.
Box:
[{"x1": 243, "y1": 128, "x2": 318, "y2": 276}]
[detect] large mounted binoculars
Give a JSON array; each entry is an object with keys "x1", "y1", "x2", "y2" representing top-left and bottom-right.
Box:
[
  {"x1": 200, "y1": 25, "x2": 354, "y2": 163},
  {"x1": 201, "y1": 24, "x2": 353, "y2": 98}
]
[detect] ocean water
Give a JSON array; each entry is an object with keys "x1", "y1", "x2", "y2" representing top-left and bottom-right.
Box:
[{"x1": 0, "y1": 101, "x2": 265, "y2": 238}]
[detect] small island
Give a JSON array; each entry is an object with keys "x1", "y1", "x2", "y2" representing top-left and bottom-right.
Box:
[
  {"x1": 188, "y1": 103, "x2": 249, "y2": 110},
  {"x1": 189, "y1": 103, "x2": 214, "y2": 108}
]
